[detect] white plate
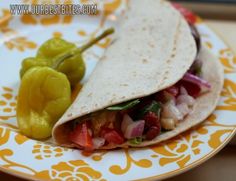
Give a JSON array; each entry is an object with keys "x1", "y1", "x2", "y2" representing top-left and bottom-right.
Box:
[{"x1": 0, "y1": 1, "x2": 236, "y2": 180}]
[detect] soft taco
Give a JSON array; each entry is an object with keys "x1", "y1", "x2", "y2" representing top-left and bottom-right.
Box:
[{"x1": 52, "y1": 0, "x2": 224, "y2": 150}]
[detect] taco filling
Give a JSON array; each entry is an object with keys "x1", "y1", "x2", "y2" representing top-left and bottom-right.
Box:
[{"x1": 68, "y1": 25, "x2": 211, "y2": 150}]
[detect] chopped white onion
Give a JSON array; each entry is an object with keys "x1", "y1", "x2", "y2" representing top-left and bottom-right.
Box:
[
  {"x1": 92, "y1": 137, "x2": 105, "y2": 149},
  {"x1": 176, "y1": 103, "x2": 189, "y2": 117},
  {"x1": 162, "y1": 102, "x2": 183, "y2": 121},
  {"x1": 176, "y1": 94, "x2": 195, "y2": 107},
  {"x1": 169, "y1": 99, "x2": 176, "y2": 106},
  {"x1": 124, "y1": 120, "x2": 145, "y2": 139},
  {"x1": 161, "y1": 118, "x2": 176, "y2": 130},
  {"x1": 121, "y1": 114, "x2": 133, "y2": 133}
]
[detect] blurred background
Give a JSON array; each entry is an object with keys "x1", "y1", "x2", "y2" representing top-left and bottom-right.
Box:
[{"x1": 172, "y1": 0, "x2": 236, "y2": 20}]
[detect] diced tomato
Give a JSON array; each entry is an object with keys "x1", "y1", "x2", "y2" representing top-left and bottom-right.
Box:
[
  {"x1": 178, "y1": 80, "x2": 201, "y2": 98},
  {"x1": 101, "y1": 128, "x2": 125, "y2": 144},
  {"x1": 143, "y1": 111, "x2": 159, "y2": 128},
  {"x1": 146, "y1": 126, "x2": 161, "y2": 140},
  {"x1": 166, "y1": 86, "x2": 179, "y2": 97},
  {"x1": 69, "y1": 122, "x2": 93, "y2": 150},
  {"x1": 172, "y1": 3, "x2": 197, "y2": 25}
]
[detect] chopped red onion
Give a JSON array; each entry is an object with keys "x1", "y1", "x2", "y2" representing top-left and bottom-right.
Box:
[
  {"x1": 121, "y1": 114, "x2": 133, "y2": 133},
  {"x1": 166, "y1": 86, "x2": 179, "y2": 97},
  {"x1": 124, "y1": 120, "x2": 145, "y2": 139},
  {"x1": 183, "y1": 73, "x2": 211, "y2": 89}
]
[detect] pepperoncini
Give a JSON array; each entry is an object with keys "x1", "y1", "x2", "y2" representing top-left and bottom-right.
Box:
[
  {"x1": 56, "y1": 52, "x2": 85, "y2": 87},
  {"x1": 17, "y1": 67, "x2": 71, "y2": 139},
  {"x1": 20, "y1": 57, "x2": 50, "y2": 78},
  {"x1": 20, "y1": 28, "x2": 114, "y2": 87},
  {"x1": 36, "y1": 38, "x2": 76, "y2": 60},
  {"x1": 36, "y1": 38, "x2": 85, "y2": 87}
]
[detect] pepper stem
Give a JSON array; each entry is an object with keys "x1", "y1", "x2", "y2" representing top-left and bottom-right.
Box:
[
  {"x1": 79, "y1": 27, "x2": 114, "y2": 53},
  {"x1": 52, "y1": 28, "x2": 114, "y2": 69}
]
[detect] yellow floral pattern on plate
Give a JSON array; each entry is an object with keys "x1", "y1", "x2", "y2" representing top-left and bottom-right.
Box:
[
  {"x1": 35, "y1": 160, "x2": 106, "y2": 181},
  {"x1": 4, "y1": 37, "x2": 37, "y2": 51},
  {"x1": 32, "y1": 143, "x2": 68, "y2": 160},
  {"x1": 0, "y1": 87, "x2": 17, "y2": 121},
  {"x1": 0, "y1": 1, "x2": 236, "y2": 180},
  {"x1": 217, "y1": 79, "x2": 236, "y2": 111},
  {"x1": 109, "y1": 149, "x2": 152, "y2": 175},
  {"x1": 0, "y1": 9, "x2": 13, "y2": 34},
  {"x1": 151, "y1": 127, "x2": 206, "y2": 168},
  {"x1": 219, "y1": 48, "x2": 236, "y2": 73},
  {"x1": 150, "y1": 114, "x2": 235, "y2": 169}
]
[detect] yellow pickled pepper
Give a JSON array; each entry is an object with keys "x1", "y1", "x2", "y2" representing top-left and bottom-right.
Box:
[{"x1": 17, "y1": 67, "x2": 71, "y2": 139}]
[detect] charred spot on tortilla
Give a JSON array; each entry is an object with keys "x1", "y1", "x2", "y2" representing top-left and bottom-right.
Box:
[
  {"x1": 148, "y1": 43, "x2": 155, "y2": 48},
  {"x1": 120, "y1": 83, "x2": 128, "y2": 87},
  {"x1": 142, "y1": 59, "x2": 148, "y2": 63},
  {"x1": 87, "y1": 93, "x2": 93, "y2": 97},
  {"x1": 68, "y1": 113, "x2": 73, "y2": 118},
  {"x1": 171, "y1": 53, "x2": 176, "y2": 58},
  {"x1": 100, "y1": 56, "x2": 107, "y2": 61},
  {"x1": 163, "y1": 76, "x2": 168, "y2": 81}
]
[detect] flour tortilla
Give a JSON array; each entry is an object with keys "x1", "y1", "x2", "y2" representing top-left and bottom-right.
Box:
[
  {"x1": 52, "y1": 0, "x2": 223, "y2": 149},
  {"x1": 107, "y1": 45, "x2": 224, "y2": 148}
]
